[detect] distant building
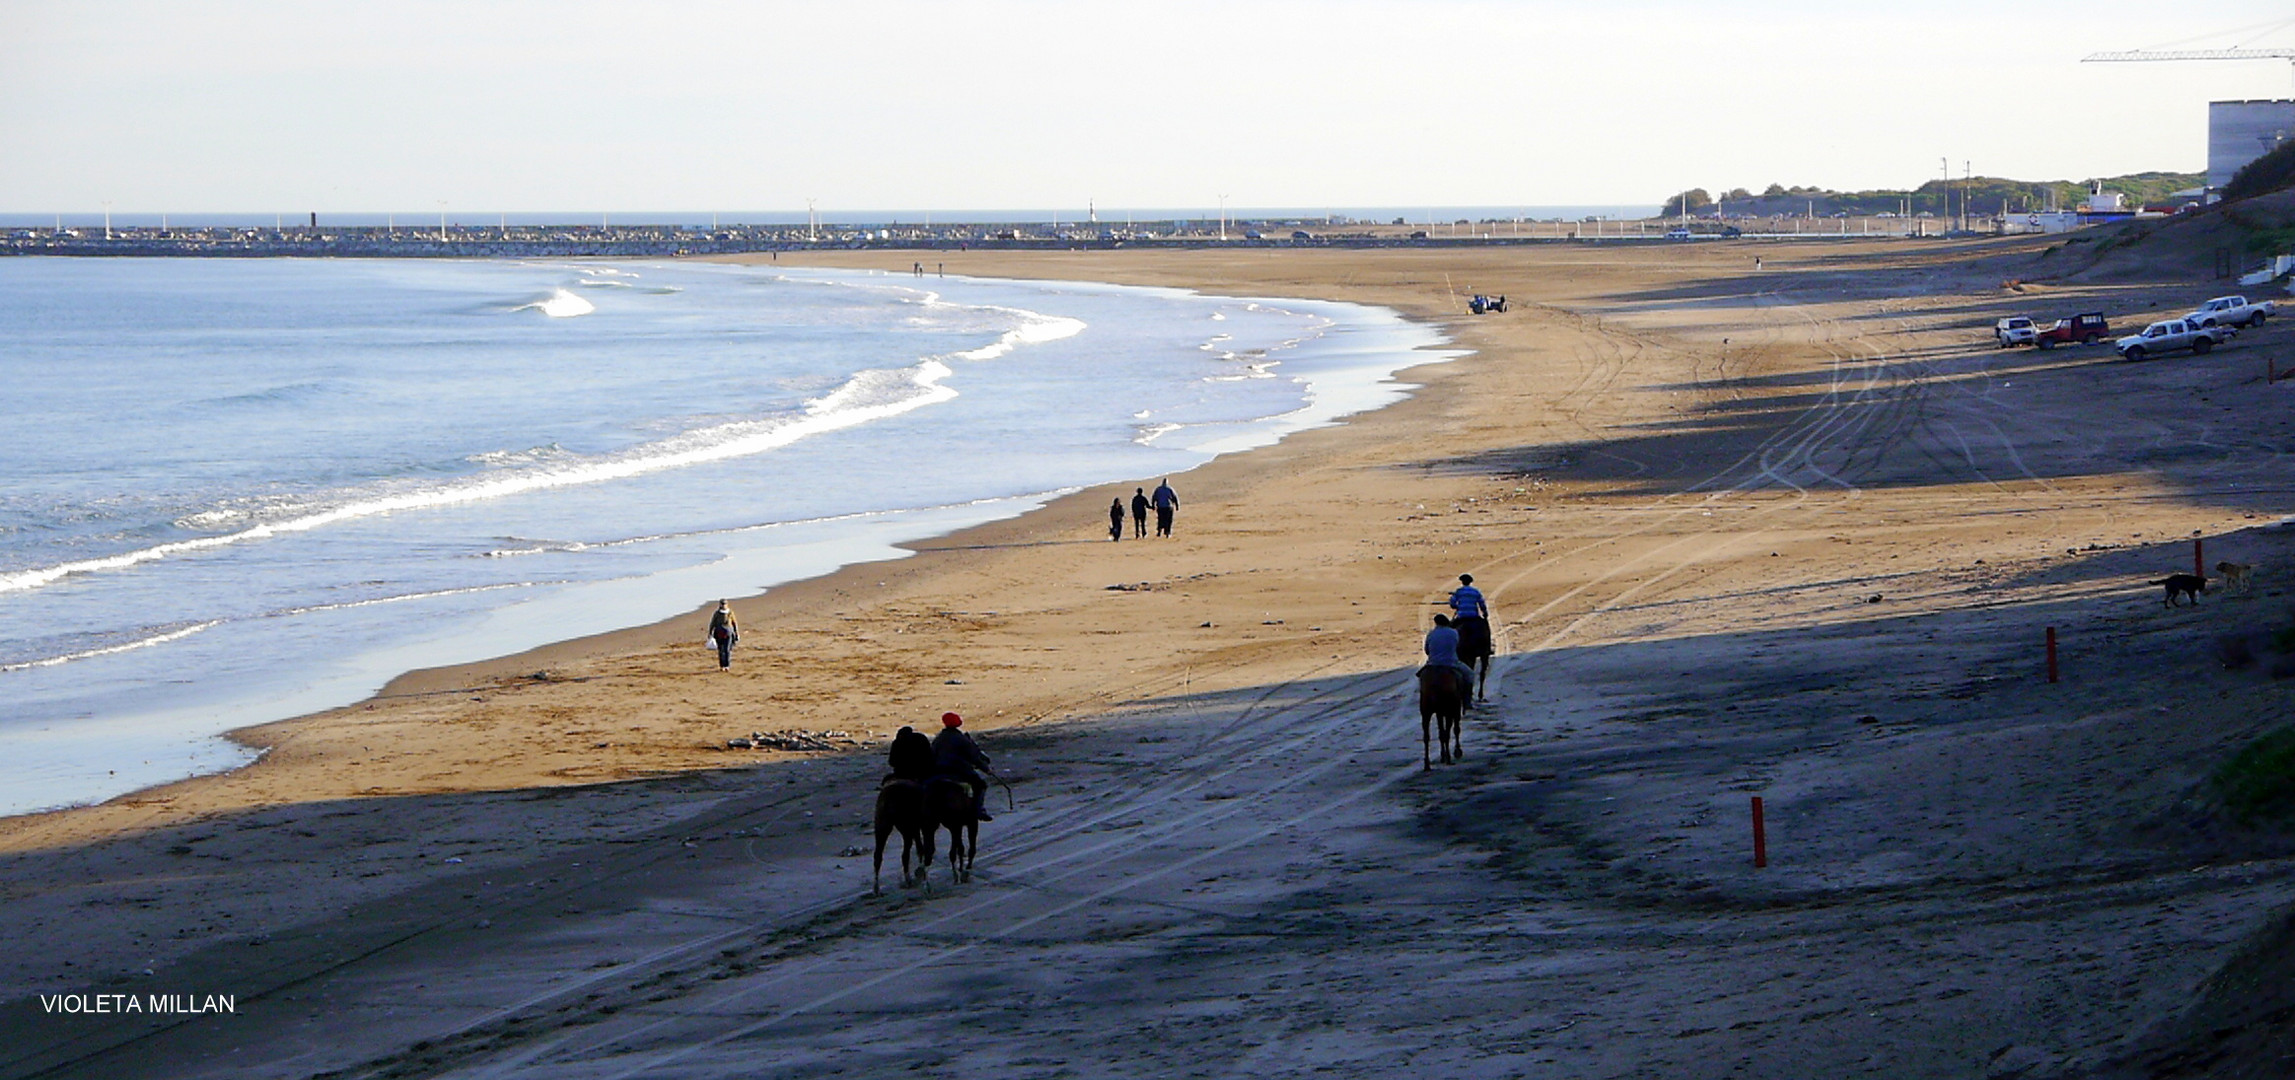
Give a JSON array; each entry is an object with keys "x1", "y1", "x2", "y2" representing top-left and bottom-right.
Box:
[{"x1": 2209, "y1": 99, "x2": 2295, "y2": 194}]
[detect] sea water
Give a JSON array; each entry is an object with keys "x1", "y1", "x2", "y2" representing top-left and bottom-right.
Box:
[{"x1": 0, "y1": 258, "x2": 1457, "y2": 816}]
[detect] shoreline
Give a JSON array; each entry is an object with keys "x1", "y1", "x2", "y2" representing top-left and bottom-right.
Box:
[
  {"x1": 0, "y1": 264, "x2": 1449, "y2": 822},
  {"x1": 0, "y1": 257, "x2": 1482, "y2": 846},
  {"x1": 8, "y1": 239, "x2": 2295, "y2": 1077}
]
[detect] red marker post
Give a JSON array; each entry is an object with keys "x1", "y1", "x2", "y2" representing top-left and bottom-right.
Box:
[
  {"x1": 2046, "y1": 626, "x2": 2059, "y2": 684},
  {"x1": 1751, "y1": 796, "x2": 1768, "y2": 869}
]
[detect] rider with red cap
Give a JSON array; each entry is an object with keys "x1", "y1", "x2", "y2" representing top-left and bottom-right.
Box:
[{"x1": 931, "y1": 712, "x2": 995, "y2": 821}]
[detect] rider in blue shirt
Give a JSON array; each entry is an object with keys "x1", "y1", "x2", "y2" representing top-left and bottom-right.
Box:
[{"x1": 1423, "y1": 615, "x2": 1478, "y2": 697}]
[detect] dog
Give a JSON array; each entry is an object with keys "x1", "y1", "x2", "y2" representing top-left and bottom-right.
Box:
[
  {"x1": 2153, "y1": 573, "x2": 2207, "y2": 607},
  {"x1": 2215, "y1": 561, "x2": 2254, "y2": 594}
]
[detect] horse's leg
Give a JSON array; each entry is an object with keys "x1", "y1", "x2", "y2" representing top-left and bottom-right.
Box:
[
  {"x1": 873, "y1": 820, "x2": 889, "y2": 896},
  {"x1": 965, "y1": 823, "x2": 979, "y2": 881},
  {"x1": 1421, "y1": 705, "x2": 1432, "y2": 771},
  {"x1": 1476, "y1": 655, "x2": 1490, "y2": 702}
]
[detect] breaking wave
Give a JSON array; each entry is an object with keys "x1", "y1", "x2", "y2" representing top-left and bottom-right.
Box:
[
  {"x1": 513, "y1": 288, "x2": 596, "y2": 318},
  {"x1": 0, "y1": 359, "x2": 963, "y2": 596}
]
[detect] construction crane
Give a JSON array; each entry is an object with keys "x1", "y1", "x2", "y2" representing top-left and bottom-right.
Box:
[{"x1": 2082, "y1": 48, "x2": 2295, "y2": 92}]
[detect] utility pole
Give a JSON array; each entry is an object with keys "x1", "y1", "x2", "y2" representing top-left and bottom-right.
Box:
[
  {"x1": 102, "y1": 201, "x2": 112, "y2": 240},
  {"x1": 437, "y1": 201, "x2": 448, "y2": 243},
  {"x1": 1218, "y1": 194, "x2": 1228, "y2": 241}
]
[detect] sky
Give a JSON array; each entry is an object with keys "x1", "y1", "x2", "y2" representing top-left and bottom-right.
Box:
[{"x1": 3, "y1": 0, "x2": 2293, "y2": 216}]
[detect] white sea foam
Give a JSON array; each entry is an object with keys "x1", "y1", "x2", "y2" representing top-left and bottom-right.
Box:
[
  {"x1": 1134, "y1": 422, "x2": 1184, "y2": 446},
  {"x1": 0, "y1": 359, "x2": 966, "y2": 596},
  {"x1": 514, "y1": 288, "x2": 596, "y2": 318},
  {"x1": 951, "y1": 313, "x2": 1086, "y2": 361},
  {"x1": 1, "y1": 622, "x2": 222, "y2": 673}
]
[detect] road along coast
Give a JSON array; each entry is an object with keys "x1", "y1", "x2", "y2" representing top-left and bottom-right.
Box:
[{"x1": 4, "y1": 240, "x2": 2293, "y2": 1078}]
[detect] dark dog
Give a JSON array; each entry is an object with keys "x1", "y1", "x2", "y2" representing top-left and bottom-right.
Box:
[{"x1": 2153, "y1": 574, "x2": 2207, "y2": 607}]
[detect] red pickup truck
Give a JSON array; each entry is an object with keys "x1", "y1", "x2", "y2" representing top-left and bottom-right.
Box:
[{"x1": 2033, "y1": 312, "x2": 2109, "y2": 349}]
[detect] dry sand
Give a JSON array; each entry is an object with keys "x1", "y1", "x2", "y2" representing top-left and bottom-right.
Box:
[{"x1": 4, "y1": 239, "x2": 2294, "y2": 1079}]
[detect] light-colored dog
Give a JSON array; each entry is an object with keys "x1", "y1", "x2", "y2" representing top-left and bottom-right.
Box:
[{"x1": 2215, "y1": 561, "x2": 2254, "y2": 594}]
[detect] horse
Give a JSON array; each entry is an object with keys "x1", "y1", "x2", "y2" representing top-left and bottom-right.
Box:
[
  {"x1": 1418, "y1": 667, "x2": 1465, "y2": 769},
  {"x1": 872, "y1": 778, "x2": 935, "y2": 895},
  {"x1": 923, "y1": 776, "x2": 980, "y2": 886},
  {"x1": 1453, "y1": 615, "x2": 1493, "y2": 702}
]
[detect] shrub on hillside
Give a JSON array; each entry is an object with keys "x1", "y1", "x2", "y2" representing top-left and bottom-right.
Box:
[
  {"x1": 2223, "y1": 140, "x2": 2295, "y2": 203},
  {"x1": 2215, "y1": 727, "x2": 2295, "y2": 825}
]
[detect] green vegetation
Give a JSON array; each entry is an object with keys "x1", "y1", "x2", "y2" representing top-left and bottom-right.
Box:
[
  {"x1": 1695, "y1": 172, "x2": 2203, "y2": 218},
  {"x1": 1664, "y1": 188, "x2": 1715, "y2": 217},
  {"x1": 2214, "y1": 727, "x2": 2295, "y2": 825},
  {"x1": 2223, "y1": 140, "x2": 2295, "y2": 203}
]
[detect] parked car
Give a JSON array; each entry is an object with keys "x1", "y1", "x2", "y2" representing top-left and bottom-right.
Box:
[
  {"x1": 1995, "y1": 317, "x2": 2036, "y2": 348},
  {"x1": 2115, "y1": 318, "x2": 2232, "y2": 361},
  {"x1": 2184, "y1": 295, "x2": 2276, "y2": 329},
  {"x1": 2032, "y1": 312, "x2": 2109, "y2": 349},
  {"x1": 1664, "y1": 228, "x2": 1691, "y2": 240}
]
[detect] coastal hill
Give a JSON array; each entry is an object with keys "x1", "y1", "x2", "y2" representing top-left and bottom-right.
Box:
[
  {"x1": 2009, "y1": 153, "x2": 2295, "y2": 284},
  {"x1": 1666, "y1": 171, "x2": 2203, "y2": 219}
]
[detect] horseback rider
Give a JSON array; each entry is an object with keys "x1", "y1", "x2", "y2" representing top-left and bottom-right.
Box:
[
  {"x1": 1447, "y1": 573, "x2": 1492, "y2": 682},
  {"x1": 1422, "y1": 614, "x2": 1479, "y2": 700},
  {"x1": 886, "y1": 725, "x2": 935, "y2": 785},
  {"x1": 930, "y1": 712, "x2": 995, "y2": 822}
]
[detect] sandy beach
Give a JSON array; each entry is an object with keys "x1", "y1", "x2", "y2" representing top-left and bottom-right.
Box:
[{"x1": 5, "y1": 238, "x2": 2294, "y2": 1079}]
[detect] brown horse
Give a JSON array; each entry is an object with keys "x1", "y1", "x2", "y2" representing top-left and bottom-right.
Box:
[
  {"x1": 1419, "y1": 667, "x2": 1465, "y2": 769},
  {"x1": 923, "y1": 776, "x2": 979, "y2": 886},
  {"x1": 872, "y1": 779, "x2": 934, "y2": 895},
  {"x1": 1454, "y1": 615, "x2": 1493, "y2": 702}
]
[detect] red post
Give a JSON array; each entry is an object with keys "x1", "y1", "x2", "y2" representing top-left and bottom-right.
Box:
[
  {"x1": 2046, "y1": 626, "x2": 2058, "y2": 684},
  {"x1": 2196, "y1": 537, "x2": 2205, "y2": 580},
  {"x1": 1751, "y1": 796, "x2": 1768, "y2": 868}
]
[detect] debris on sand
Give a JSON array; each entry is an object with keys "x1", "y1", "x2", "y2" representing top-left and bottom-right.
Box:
[{"x1": 725, "y1": 730, "x2": 858, "y2": 752}]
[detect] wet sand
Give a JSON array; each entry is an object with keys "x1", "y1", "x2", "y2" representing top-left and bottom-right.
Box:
[{"x1": 4, "y1": 240, "x2": 2294, "y2": 1079}]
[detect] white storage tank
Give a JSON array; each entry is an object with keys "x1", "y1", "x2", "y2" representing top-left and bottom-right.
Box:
[{"x1": 2210, "y1": 99, "x2": 2295, "y2": 191}]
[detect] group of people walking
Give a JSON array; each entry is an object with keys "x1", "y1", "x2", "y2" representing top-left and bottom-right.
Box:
[{"x1": 1110, "y1": 479, "x2": 1179, "y2": 541}]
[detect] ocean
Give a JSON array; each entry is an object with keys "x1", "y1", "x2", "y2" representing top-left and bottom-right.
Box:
[{"x1": 0, "y1": 257, "x2": 1457, "y2": 816}]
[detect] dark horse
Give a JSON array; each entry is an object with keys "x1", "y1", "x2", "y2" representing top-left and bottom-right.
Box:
[
  {"x1": 873, "y1": 778, "x2": 935, "y2": 895},
  {"x1": 1419, "y1": 667, "x2": 1465, "y2": 769},
  {"x1": 1453, "y1": 615, "x2": 1493, "y2": 702},
  {"x1": 923, "y1": 776, "x2": 979, "y2": 886}
]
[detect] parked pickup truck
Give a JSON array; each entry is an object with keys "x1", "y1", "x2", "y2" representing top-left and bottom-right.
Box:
[
  {"x1": 1994, "y1": 316, "x2": 2036, "y2": 347},
  {"x1": 2116, "y1": 318, "x2": 2233, "y2": 361},
  {"x1": 2185, "y1": 295, "x2": 2276, "y2": 329},
  {"x1": 2032, "y1": 312, "x2": 2109, "y2": 349}
]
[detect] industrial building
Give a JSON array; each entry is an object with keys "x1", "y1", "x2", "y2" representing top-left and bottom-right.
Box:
[{"x1": 2209, "y1": 99, "x2": 2295, "y2": 192}]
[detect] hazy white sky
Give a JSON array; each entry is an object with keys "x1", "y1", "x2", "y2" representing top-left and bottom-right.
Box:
[{"x1": 3, "y1": 1, "x2": 2291, "y2": 214}]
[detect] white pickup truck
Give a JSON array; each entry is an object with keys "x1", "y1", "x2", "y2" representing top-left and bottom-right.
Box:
[
  {"x1": 2185, "y1": 295, "x2": 2276, "y2": 329},
  {"x1": 2116, "y1": 318, "x2": 2233, "y2": 361}
]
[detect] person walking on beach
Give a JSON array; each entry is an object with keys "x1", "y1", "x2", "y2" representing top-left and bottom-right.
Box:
[
  {"x1": 1130, "y1": 487, "x2": 1150, "y2": 538},
  {"x1": 707, "y1": 600, "x2": 738, "y2": 670},
  {"x1": 1108, "y1": 498, "x2": 1126, "y2": 542},
  {"x1": 1151, "y1": 479, "x2": 1179, "y2": 537},
  {"x1": 932, "y1": 712, "x2": 994, "y2": 821}
]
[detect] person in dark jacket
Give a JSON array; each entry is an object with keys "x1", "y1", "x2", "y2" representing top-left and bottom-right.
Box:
[
  {"x1": 1151, "y1": 479, "x2": 1179, "y2": 537},
  {"x1": 1130, "y1": 487, "x2": 1150, "y2": 538},
  {"x1": 706, "y1": 600, "x2": 737, "y2": 669},
  {"x1": 931, "y1": 712, "x2": 994, "y2": 821},
  {"x1": 1108, "y1": 498, "x2": 1125, "y2": 542},
  {"x1": 886, "y1": 725, "x2": 935, "y2": 784}
]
